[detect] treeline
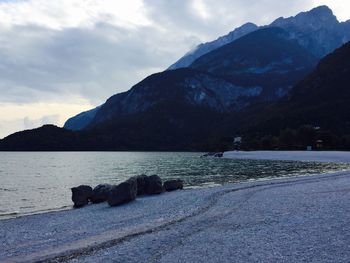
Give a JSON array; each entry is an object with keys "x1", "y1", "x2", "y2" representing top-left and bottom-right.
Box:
[
  {"x1": 203, "y1": 125, "x2": 350, "y2": 152},
  {"x1": 242, "y1": 125, "x2": 350, "y2": 151}
]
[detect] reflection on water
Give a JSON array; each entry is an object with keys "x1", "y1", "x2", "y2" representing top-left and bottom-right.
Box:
[{"x1": 0, "y1": 152, "x2": 349, "y2": 219}]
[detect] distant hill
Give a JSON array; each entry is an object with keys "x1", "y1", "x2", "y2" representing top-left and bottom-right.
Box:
[{"x1": 0, "y1": 125, "x2": 81, "y2": 151}]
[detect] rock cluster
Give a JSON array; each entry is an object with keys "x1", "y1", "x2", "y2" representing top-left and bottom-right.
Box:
[{"x1": 71, "y1": 175, "x2": 184, "y2": 208}]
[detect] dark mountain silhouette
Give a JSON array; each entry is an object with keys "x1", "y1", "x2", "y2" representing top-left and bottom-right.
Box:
[
  {"x1": 2, "y1": 42, "x2": 350, "y2": 151},
  {"x1": 239, "y1": 42, "x2": 350, "y2": 136},
  {"x1": 190, "y1": 27, "x2": 316, "y2": 100},
  {"x1": 65, "y1": 6, "x2": 349, "y2": 131}
]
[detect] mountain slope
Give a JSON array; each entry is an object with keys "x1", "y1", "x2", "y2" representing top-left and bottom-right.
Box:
[
  {"x1": 170, "y1": 5, "x2": 349, "y2": 71},
  {"x1": 65, "y1": 6, "x2": 349, "y2": 132},
  {"x1": 168, "y1": 22, "x2": 258, "y2": 70},
  {"x1": 64, "y1": 106, "x2": 100, "y2": 131},
  {"x1": 2, "y1": 43, "x2": 350, "y2": 151},
  {"x1": 89, "y1": 28, "x2": 316, "y2": 129},
  {"x1": 240, "y1": 42, "x2": 350, "y2": 135},
  {"x1": 270, "y1": 6, "x2": 347, "y2": 58},
  {"x1": 89, "y1": 68, "x2": 262, "y2": 127},
  {"x1": 190, "y1": 27, "x2": 317, "y2": 100}
]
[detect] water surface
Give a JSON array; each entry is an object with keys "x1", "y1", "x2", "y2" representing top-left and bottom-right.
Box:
[{"x1": 0, "y1": 152, "x2": 349, "y2": 219}]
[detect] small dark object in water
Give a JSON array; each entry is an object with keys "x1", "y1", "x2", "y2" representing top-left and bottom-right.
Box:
[
  {"x1": 108, "y1": 178, "x2": 137, "y2": 207},
  {"x1": 71, "y1": 185, "x2": 93, "y2": 208},
  {"x1": 164, "y1": 179, "x2": 184, "y2": 192},
  {"x1": 91, "y1": 184, "x2": 113, "y2": 203}
]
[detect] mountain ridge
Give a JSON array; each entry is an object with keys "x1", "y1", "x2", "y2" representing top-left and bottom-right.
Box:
[
  {"x1": 2, "y1": 42, "x2": 350, "y2": 151},
  {"x1": 65, "y1": 5, "x2": 349, "y2": 131}
]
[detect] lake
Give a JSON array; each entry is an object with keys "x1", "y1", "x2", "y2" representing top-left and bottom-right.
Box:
[{"x1": 1, "y1": 152, "x2": 349, "y2": 219}]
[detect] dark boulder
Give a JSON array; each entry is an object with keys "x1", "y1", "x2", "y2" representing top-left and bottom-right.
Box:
[
  {"x1": 91, "y1": 184, "x2": 113, "y2": 203},
  {"x1": 108, "y1": 178, "x2": 137, "y2": 207},
  {"x1": 145, "y1": 175, "x2": 164, "y2": 195},
  {"x1": 164, "y1": 179, "x2": 184, "y2": 192},
  {"x1": 135, "y1": 174, "x2": 148, "y2": 195},
  {"x1": 71, "y1": 185, "x2": 93, "y2": 208}
]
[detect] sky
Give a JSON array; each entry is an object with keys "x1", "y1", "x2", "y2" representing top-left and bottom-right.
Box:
[{"x1": 0, "y1": 0, "x2": 349, "y2": 138}]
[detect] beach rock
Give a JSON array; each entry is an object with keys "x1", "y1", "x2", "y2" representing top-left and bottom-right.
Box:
[
  {"x1": 126, "y1": 177, "x2": 138, "y2": 197},
  {"x1": 108, "y1": 178, "x2": 137, "y2": 207},
  {"x1": 71, "y1": 185, "x2": 93, "y2": 208},
  {"x1": 91, "y1": 184, "x2": 113, "y2": 203},
  {"x1": 135, "y1": 174, "x2": 148, "y2": 195},
  {"x1": 164, "y1": 179, "x2": 184, "y2": 192},
  {"x1": 145, "y1": 175, "x2": 164, "y2": 195}
]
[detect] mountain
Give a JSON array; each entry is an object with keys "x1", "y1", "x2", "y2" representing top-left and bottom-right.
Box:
[
  {"x1": 86, "y1": 28, "x2": 316, "y2": 130},
  {"x1": 341, "y1": 20, "x2": 350, "y2": 41},
  {"x1": 2, "y1": 6, "x2": 350, "y2": 151},
  {"x1": 270, "y1": 6, "x2": 347, "y2": 58},
  {"x1": 239, "y1": 41, "x2": 350, "y2": 139},
  {"x1": 64, "y1": 106, "x2": 100, "y2": 131},
  {"x1": 0, "y1": 125, "x2": 81, "y2": 151},
  {"x1": 168, "y1": 22, "x2": 258, "y2": 70},
  {"x1": 1, "y1": 43, "x2": 350, "y2": 151},
  {"x1": 190, "y1": 27, "x2": 317, "y2": 100},
  {"x1": 89, "y1": 68, "x2": 263, "y2": 127},
  {"x1": 69, "y1": 27, "x2": 316, "y2": 132},
  {"x1": 170, "y1": 6, "x2": 349, "y2": 71},
  {"x1": 65, "y1": 6, "x2": 349, "y2": 133}
]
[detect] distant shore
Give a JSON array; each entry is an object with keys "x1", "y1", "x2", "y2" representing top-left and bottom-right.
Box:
[
  {"x1": 2, "y1": 165, "x2": 350, "y2": 262},
  {"x1": 224, "y1": 150, "x2": 350, "y2": 163}
]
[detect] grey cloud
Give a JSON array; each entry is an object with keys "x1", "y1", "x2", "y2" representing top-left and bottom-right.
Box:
[
  {"x1": 0, "y1": 23, "x2": 186, "y2": 105},
  {"x1": 23, "y1": 114, "x2": 60, "y2": 129},
  {"x1": 144, "y1": 0, "x2": 313, "y2": 40},
  {"x1": 0, "y1": 1, "x2": 315, "y2": 108},
  {"x1": 0, "y1": 114, "x2": 60, "y2": 138}
]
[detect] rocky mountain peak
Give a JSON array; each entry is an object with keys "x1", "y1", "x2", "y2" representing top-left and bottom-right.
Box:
[{"x1": 271, "y1": 5, "x2": 338, "y2": 30}]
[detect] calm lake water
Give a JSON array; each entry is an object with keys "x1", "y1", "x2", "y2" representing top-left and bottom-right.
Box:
[{"x1": 1, "y1": 152, "x2": 349, "y2": 219}]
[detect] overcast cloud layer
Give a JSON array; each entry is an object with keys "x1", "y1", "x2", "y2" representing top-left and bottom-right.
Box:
[{"x1": 0, "y1": 0, "x2": 349, "y2": 138}]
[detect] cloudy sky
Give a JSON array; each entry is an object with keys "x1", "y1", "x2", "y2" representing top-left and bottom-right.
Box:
[{"x1": 0, "y1": 0, "x2": 349, "y2": 138}]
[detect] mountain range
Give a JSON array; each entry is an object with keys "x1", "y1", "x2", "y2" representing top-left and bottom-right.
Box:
[
  {"x1": 170, "y1": 5, "x2": 350, "y2": 69},
  {"x1": 1, "y1": 6, "x2": 350, "y2": 151},
  {"x1": 65, "y1": 5, "x2": 349, "y2": 132}
]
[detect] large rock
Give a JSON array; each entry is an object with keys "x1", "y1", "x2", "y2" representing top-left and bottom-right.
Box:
[
  {"x1": 135, "y1": 174, "x2": 148, "y2": 196},
  {"x1": 91, "y1": 184, "x2": 113, "y2": 203},
  {"x1": 71, "y1": 185, "x2": 93, "y2": 208},
  {"x1": 164, "y1": 179, "x2": 184, "y2": 192},
  {"x1": 145, "y1": 175, "x2": 164, "y2": 195},
  {"x1": 108, "y1": 178, "x2": 137, "y2": 207}
]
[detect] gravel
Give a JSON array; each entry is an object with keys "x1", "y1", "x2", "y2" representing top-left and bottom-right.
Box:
[{"x1": 1, "y1": 169, "x2": 350, "y2": 263}]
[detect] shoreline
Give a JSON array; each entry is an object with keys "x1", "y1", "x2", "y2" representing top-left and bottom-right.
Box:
[
  {"x1": 223, "y1": 150, "x2": 350, "y2": 163},
  {"x1": 2, "y1": 170, "x2": 350, "y2": 262},
  {"x1": 2, "y1": 150, "x2": 350, "y2": 220}
]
